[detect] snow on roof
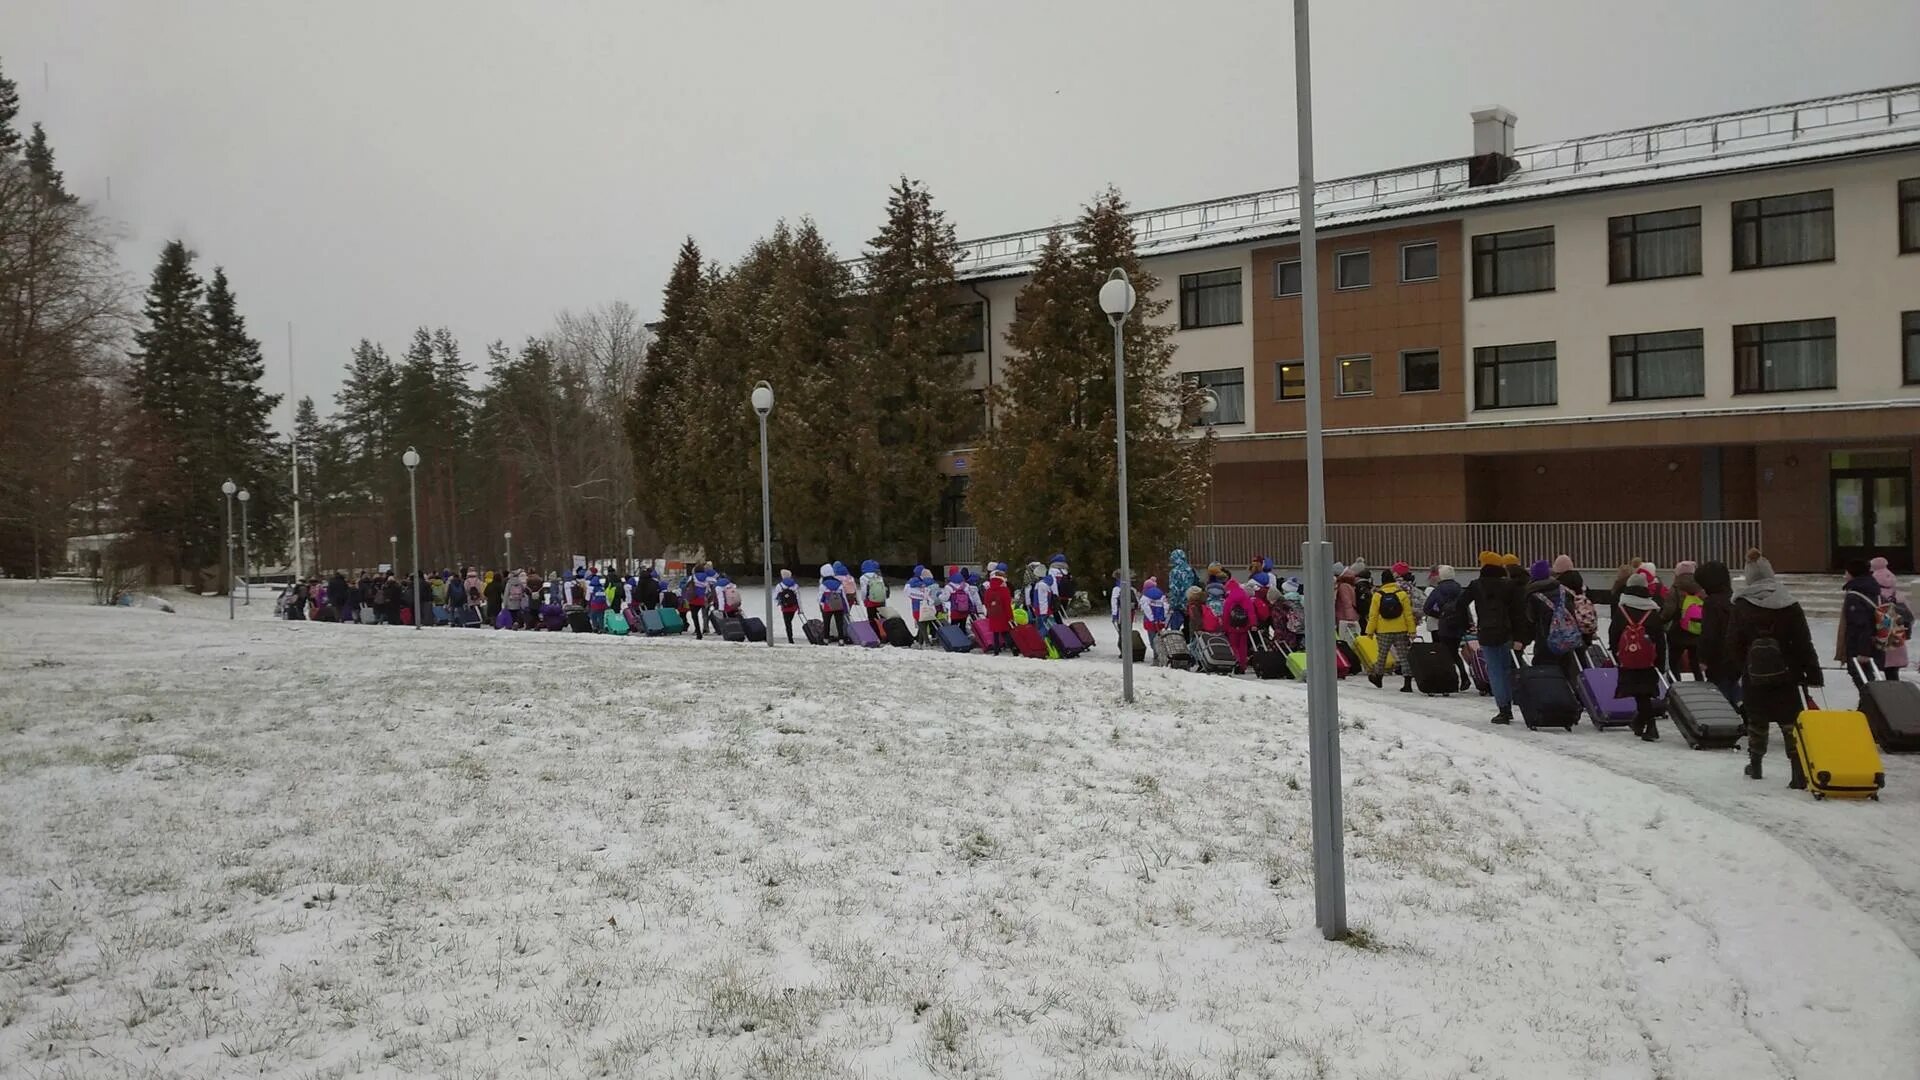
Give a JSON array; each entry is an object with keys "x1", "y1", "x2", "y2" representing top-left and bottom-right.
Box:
[{"x1": 943, "y1": 82, "x2": 1920, "y2": 281}]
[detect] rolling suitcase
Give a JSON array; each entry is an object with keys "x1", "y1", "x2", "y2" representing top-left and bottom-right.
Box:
[
  {"x1": 1158, "y1": 629, "x2": 1192, "y2": 670},
  {"x1": 1011, "y1": 623, "x2": 1050, "y2": 659},
  {"x1": 937, "y1": 622, "x2": 974, "y2": 653},
  {"x1": 1284, "y1": 645, "x2": 1309, "y2": 679},
  {"x1": 1351, "y1": 634, "x2": 1380, "y2": 673},
  {"x1": 847, "y1": 621, "x2": 883, "y2": 648},
  {"x1": 1666, "y1": 678, "x2": 1743, "y2": 750},
  {"x1": 743, "y1": 617, "x2": 767, "y2": 643},
  {"x1": 604, "y1": 611, "x2": 630, "y2": 636},
  {"x1": 1130, "y1": 630, "x2": 1147, "y2": 663},
  {"x1": 1407, "y1": 642, "x2": 1459, "y2": 696},
  {"x1": 1851, "y1": 659, "x2": 1920, "y2": 753},
  {"x1": 1794, "y1": 691, "x2": 1885, "y2": 800},
  {"x1": 1575, "y1": 650, "x2": 1639, "y2": 729},
  {"x1": 1461, "y1": 639, "x2": 1492, "y2": 695},
  {"x1": 566, "y1": 609, "x2": 593, "y2": 633},
  {"x1": 1069, "y1": 622, "x2": 1096, "y2": 652},
  {"x1": 1049, "y1": 623, "x2": 1086, "y2": 658},
  {"x1": 641, "y1": 609, "x2": 667, "y2": 636},
  {"x1": 970, "y1": 620, "x2": 996, "y2": 652},
  {"x1": 883, "y1": 615, "x2": 914, "y2": 648},
  {"x1": 1251, "y1": 648, "x2": 1290, "y2": 680},
  {"x1": 659, "y1": 608, "x2": 686, "y2": 634},
  {"x1": 1515, "y1": 666, "x2": 1580, "y2": 730},
  {"x1": 1335, "y1": 641, "x2": 1361, "y2": 678},
  {"x1": 1192, "y1": 631, "x2": 1238, "y2": 675},
  {"x1": 719, "y1": 616, "x2": 747, "y2": 642},
  {"x1": 802, "y1": 618, "x2": 828, "y2": 645}
]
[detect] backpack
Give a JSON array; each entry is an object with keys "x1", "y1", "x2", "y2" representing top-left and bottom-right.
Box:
[
  {"x1": 1571, "y1": 592, "x2": 1597, "y2": 638},
  {"x1": 1376, "y1": 589, "x2": 1404, "y2": 621},
  {"x1": 1539, "y1": 588, "x2": 1583, "y2": 656},
  {"x1": 776, "y1": 586, "x2": 799, "y2": 610},
  {"x1": 1745, "y1": 634, "x2": 1795, "y2": 688},
  {"x1": 1616, "y1": 611, "x2": 1657, "y2": 670},
  {"x1": 865, "y1": 577, "x2": 888, "y2": 604},
  {"x1": 823, "y1": 589, "x2": 846, "y2": 613},
  {"x1": 1284, "y1": 602, "x2": 1304, "y2": 634},
  {"x1": 1678, "y1": 594, "x2": 1704, "y2": 635},
  {"x1": 949, "y1": 588, "x2": 971, "y2": 615},
  {"x1": 1056, "y1": 573, "x2": 1076, "y2": 610},
  {"x1": 1873, "y1": 601, "x2": 1903, "y2": 649},
  {"x1": 1228, "y1": 605, "x2": 1251, "y2": 628}
]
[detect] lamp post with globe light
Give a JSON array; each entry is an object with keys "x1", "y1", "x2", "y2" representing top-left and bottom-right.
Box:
[
  {"x1": 237, "y1": 488, "x2": 251, "y2": 605},
  {"x1": 1098, "y1": 270, "x2": 1137, "y2": 704},
  {"x1": 751, "y1": 382, "x2": 775, "y2": 647},
  {"x1": 403, "y1": 447, "x2": 422, "y2": 628},
  {"x1": 504, "y1": 531, "x2": 512, "y2": 569},
  {"x1": 221, "y1": 480, "x2": 237, "y2": 620},
  {"x1": 626, "y1": 526, "x2": 635, "y2": 576}
]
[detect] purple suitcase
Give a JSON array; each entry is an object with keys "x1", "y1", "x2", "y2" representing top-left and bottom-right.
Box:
[
  {"x1": 848, "y1": 620, "x2": 883, "y2": 648},
  {"x1": 1578, "y1": 666, "x2": 1640, "y2": 729},
  {"x1": 1049, "y1": 623, "x2": 1086, "y2": 658}
]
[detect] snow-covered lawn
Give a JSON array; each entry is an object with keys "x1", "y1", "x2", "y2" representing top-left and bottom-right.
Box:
[{"x1": 2, "y1": 582, "x2": 1916, "y2": 1079}]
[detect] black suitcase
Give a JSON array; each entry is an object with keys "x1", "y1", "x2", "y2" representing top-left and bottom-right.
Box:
[
  {"x1": 1250, "y1": 650, "x2": 1290, "y2": 680},
  {"x1": 1193, "y1": 631, "x2": 1238, "y2": 675},
  {"x1": 1159, "y1": 629, "x2": 1192, "y2": 670},
  {"x1": 1515, "y1": 666, "x2": 1580, "y2": 730},
  {"x1": 1408, "y1": 642, "x2": 1459, "y2": 696},
  {"x1": 1853, "y1": 660, "x2": 1920, "y2": 752},
  {"x1": 802, "y1": 618, "x2": 828, "y2": 646},
  {"x1": 1667, "y1": 679, "x2": 1744, "y2": 750},
  {"x1": 720, "y1": 617, "x2": 747, "y2": 642},
  {"x1": 883, "y1": 616, "x2": 914, "y2": 648},
  {"x1": 743, "y1": 617, "x2": 767, "y2": 643},
  {"x1": 566, "y1": 609, "x2": 593, "y2": 633},
  {"x1": 1130, "y1": 630, "x2": 1147, "y2": 662}
]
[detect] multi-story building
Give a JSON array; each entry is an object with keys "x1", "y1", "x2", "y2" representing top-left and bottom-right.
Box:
[{"x1": 938, "y1": 83, "x2": 1920, "y2": 572}]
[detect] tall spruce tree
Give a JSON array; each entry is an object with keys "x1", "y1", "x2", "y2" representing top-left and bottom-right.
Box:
[
  {"x1": 205, "y1": 267, "x2": 287, "y2": 565},
  {"x1": 969, "y1": 188, "x2": 1208, "y2": 582},
  {"x1": 23, "y1": 123, "x2": 73, "y2": 203},
  {"x1": 628, "y1": 238, "x2": 707, "y2": 547},
  {"x1": 292, "y1": 395, "x2": 325, "y2": 567},
  {"x1": 854, "y1": 178, "x2": 974, "y2": 564},
  {"x1": 125, "y1": 241, "x2": 216, "y2": 577},
  {"x1": 0, "y1": 59, "x2": 19, "y2": 157}
]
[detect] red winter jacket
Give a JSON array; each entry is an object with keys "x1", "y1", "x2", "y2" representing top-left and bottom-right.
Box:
[{"x1": 983, "y1": 579, "x2": 1015, "y2": 633}]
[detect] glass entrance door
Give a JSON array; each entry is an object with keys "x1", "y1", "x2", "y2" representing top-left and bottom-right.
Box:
[{"x1": 1831, "y1": 467, "x2": 1912, "y2": 572}]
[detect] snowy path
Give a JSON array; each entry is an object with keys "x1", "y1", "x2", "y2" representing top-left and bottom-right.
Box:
[{"x1": 2, "y1": 584, "x2": 1917, "y2": 1078}]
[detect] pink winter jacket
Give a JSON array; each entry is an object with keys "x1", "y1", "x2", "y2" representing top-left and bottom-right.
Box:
[{"x1": 1334, "y1": 578, "x2": 1360, "y2": 623}]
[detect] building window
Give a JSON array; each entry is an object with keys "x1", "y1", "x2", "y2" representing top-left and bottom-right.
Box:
[
  {"x1": 947, "y1": 301, "x2": 985, "y2": 353},
  {"x1": 1400, "y1": 241, "x2": 1439, "y2": 283},
  {"x1": 1336, "y1": 355, "x2": 1373, "y2": 396},
  {"x1": 1334, "y1": 250, "x2": 1371, "y2": 290},
  {"x1": 1471, "y1": 226, "x2": 1555, "y2": 297},
  {"x1": 1608, "y1": 207, "x2": 1702, "y2": 283},
  {"x1": 939, "y1": 475, "x2": 971, "y2": 529},
  {"x1": 1733, "y1": 318, "x2": 1837, "y2": 394},
  {"x1": 1473, "y1": 341, "x2": 1557, "y2": 409},
  {"x1": 1610, "y1": 329, "x2": 1705, "y2": 401},
  {"x1": 1274, "y1": 361, "x2": 1305, "y2": 401},
  {"x1": 1185, "y1": 367, "x2": 1246, "y2": 425},
  {"x1": 1732, "y1": 189, "x2": 1834, "y2": 270},
  {"x1": 1273, "y1": 259, "x2": 1302, "y2": 297},
  {"x1": 1901, "y1": 178, "x2": 1920, "y2": 254},
  {"x1": 959, "y1": 388, "x2": 987, "y2": 440},
  {"x1": 1179, "y1": 268, "x2": 1242, "y2": 329},
  {"x1": 1903, "y1": 311, "x2": 1920, "y2": 385},
  {"x1": 1400, "y1": 349, "x2": 1441, "y2": 393}
]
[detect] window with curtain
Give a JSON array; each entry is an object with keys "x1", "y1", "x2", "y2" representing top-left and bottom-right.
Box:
[
  {"x1": 1337, "y1": 355, "x2": 1373, "y2": 395},
  {"x1": 1608, "y1": 207, "x2": 1702, "y2": 283},
  {"x1": 1903, "y1": 310, "x2": 1920, "y2": 385},
  {"x1": 945, "y1": 301, "x2": 986, "y2": 353},
  {"x1": 1179, "y1": 269, "x2": 1242, "y2": 329},
  {"x1": 1185, "y1": 368, "x2": 1246, "y2": 425},
  {"x1": 1610, "y1": 329, "x2": 1705, "y2": 401},
  {"x1": 1902, "y1": 178, "x2": 1920, "y2": 254},
  {"x1": 1732, "y1": 189, "x2": 1834, "y2": 269},
  {"x1": 1400, "y1": 242, "x2": 1439, "y2": 282},
  {"x1": 1335, "y1": 250, "x2": 1371, "y2": 290},
  {"x1": 1471, "y1": 227, "x2": 1555, "y2": 297},
  {"x1": 1400, "y1": 349, "x2": 1441, "y2": 393},
  {"x1": 1274, "y1": 362, "x2": 1305, "y2": 401},
  {"x1": 1473, "y1": 341, "x2": 1557, "y2": 409},
  {"x1": 1733, "y1": 318, "x2": 1836, "y2": 393},
  {"x1": 1273, "y1": 259, "x2": 1302, "y2": 297}
]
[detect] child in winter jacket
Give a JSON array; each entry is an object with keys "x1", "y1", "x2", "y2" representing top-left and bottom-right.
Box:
[
  {"x1": 906, "y1": 566, "x2": 938, "y2": 645},
  {"x1": 1661, "y1": 560, "x2": 1705, "y2": 678},
  {"x1": 944, "y1": 570, "x2": 974, "y2": 629},
  {"x1": 1110, "y1": 571, "x2": 1139, "y2": 654},
  {"x1": 1363, "y1": 574, "x2": 1418, "y2": 691},
  {"x1": 1221, "y1": 579, "x2": 1256, "y2": 671},
  {"x1": 1840, "y1": 559, "x2": 1884, "y2": 670},
  {"x1": 715, "y1": 576, "x2": 742, "y2": 618},
  {"x1": 857, "y1": 560, "x2": 887, "y2": 626},
  {"x1": 1870, "y1": 558, "x2": 1912, "y2": 678},
  {"x1": 818, "y1": 564, "x2": 849, "y2": 644},
  {"x1": 1025, "y1": 562, "x2": 1057, "y2": 634},
  {"x1": 1140, "y1": 577, "x2": 1169, "y2": 660},
  {"x1": 1333, "y1": 568, "x2": 1360, "y2": 642},
  {"x1": 982, "y1": 568, "x2": 1015, "y2": 654},
  {"x1": 1183, "y1": 586, "x2": 1210, "y2": 640}
]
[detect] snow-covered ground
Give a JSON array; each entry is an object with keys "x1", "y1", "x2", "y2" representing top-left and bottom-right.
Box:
[{"x1": 2, "y1": 580, "x2": 1917, "y2": 1079}]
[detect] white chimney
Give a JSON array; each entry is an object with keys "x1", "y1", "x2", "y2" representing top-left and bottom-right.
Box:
[{"x1": 1471, "y1": 106, "x2": 1517, "y2": 158}]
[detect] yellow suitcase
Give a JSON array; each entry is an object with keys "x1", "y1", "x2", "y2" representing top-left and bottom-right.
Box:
[
  {"x1": 1794, "y1": 705, "x2": 1885, "y2": 801},
  {"x1": 1352, "y1": 634, "x2": 1395, "y2": 672}
]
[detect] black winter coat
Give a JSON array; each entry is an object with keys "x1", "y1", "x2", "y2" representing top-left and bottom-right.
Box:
[
  {"x1": 1729, "y1": 597, "x2": 1823, "y2": 724},
  {"x1": 1456, "y1": 567, "x2": 1524, "y2": 646},
  {"x1": 1425, "y1": 579, "x2": 1468, "y2": 639},
  {"x1": 1695, "y1": 561, "x2": 1736, "y2": 679},
  {"x1": 1609, "y1": 600, "x2": 1668, "y2": 699}
]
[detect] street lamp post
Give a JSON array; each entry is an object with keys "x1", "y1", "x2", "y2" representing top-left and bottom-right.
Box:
[
  {"x1": 221, "y1": 480, "x2": 236, "y2": 621},
  {"x1": 504, "y1": 531, "x2": 512, "y2": 569},
  {"x1": 625, "y1": 527, "x2": 634, "y2": 577},
  {"x1": 1294, "y1": 0, "x2": 1346, "y2": 941},
  {"x1": 389, "y1": 535, "x2": 398, "y2": 574},
  {"x1": 1198, "y1": 389, "x2": 1220, "y2": 526},
  {"x1": 236, "y1": 489, "x2": 251, "y2": 606},
  {"x1": 1099, "y1": 270, "x2": 1137, "y2": 704},
  {"x1": 750, "y1": 382, "x2": 775, "y2": 648},
  {"x1": 403, "y1": 447, "x2": 422, "y2": 629}
]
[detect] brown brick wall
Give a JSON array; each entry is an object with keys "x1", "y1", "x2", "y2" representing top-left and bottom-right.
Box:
[
  {"x1": 1207, "y1": 456, "x2": 1469, "y2": 524},
  {"x1": 1251, "y1": 221, "x2": 1466, "y2": 433}
]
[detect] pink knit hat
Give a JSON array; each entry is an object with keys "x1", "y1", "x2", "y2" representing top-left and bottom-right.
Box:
[
  {"x1": 1551, "y1": 554, "x2": 1574, "y2": 574},
  {"x1": 1874, "y1": 567, "x2": 1898, "y2": 589},
  {"x1": 1674, "y1": 560, "x2": 1697, "y2": 576}
]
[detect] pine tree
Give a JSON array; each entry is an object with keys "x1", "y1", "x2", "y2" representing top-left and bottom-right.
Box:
[
  {"x1": 629, "y1": 238, "x2": 707, "y2": 546},
  {"x1": 292, "y1": 395, "x2": 325, "y2": 566},
  {"x1": 204, "y1": 267, "x2": 287, "y2": 566},
  {"x1": 969, "y1": 188, "x2": 1208, "y2": 583},
  {"x1": 0, "y1": 60, "x2": 20, "y2": 157},
  {"x1": 854, "y1": 178, "x2": 974, "y2": 564},
  {"x1": 23, "y1": 123, "x2": 73, "y2": 203},
  {"x1": 335, "y1": 339, "x2": 397, "y2": 503},
  {"x1": 125, "y1": 241, "x2": 216, "y2": 578}
]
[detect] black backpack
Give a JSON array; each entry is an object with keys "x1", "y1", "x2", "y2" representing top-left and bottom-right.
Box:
[
  {"x1": 1745, "y1": 635, "x2": 1794, "y2": 688},
  {"x1": 1377, "y1": 589, "x2": 1404, "y2": 621}
]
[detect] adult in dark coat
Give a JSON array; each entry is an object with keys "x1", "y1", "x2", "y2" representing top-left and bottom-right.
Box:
[
  {"x1": 1695, "y1": 560, "x2": 1738, "y2": 705},
  {"x1": 1728, "y1": 551, "x2": 1822, "y2": 786},
  {"x1": 484, "y1": 572, "x2": 506, "y2": 624},
  {"x1": 1455, "y1": 555, "x2": 1526, "y2": 725}
]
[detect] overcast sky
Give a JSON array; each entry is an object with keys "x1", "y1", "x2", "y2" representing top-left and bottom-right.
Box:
[{"x1": 10, "y1": 0, "x2": 1919, "y2": 432}]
